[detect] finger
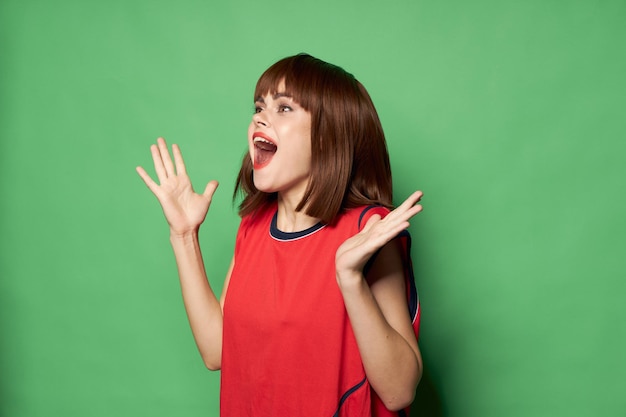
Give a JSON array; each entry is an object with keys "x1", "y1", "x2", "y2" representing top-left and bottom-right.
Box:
[
  {"x1": 136, "y1": 166, "x2": 160, "y2": 195},
  {"x1": 380, "y1": 217, "x2": 411, "y2": 239},
  {"x1": 396, "y1": 190, "x2": 423, "y2": 213},
  {"x1": 388, "y1": 205, "x2": 422, "y2": 239},
  {"x1": 157, "y1": 137, "x2": 176, "y2": 177},
  {"x1": 365, "y1": 214, "x2": 403, "y2": 242},
  {"x1": 410, "y1": 190, "x2": 423, "y2": 204},
  {"x1": 150, "y1": 144, "x2": 168, "y2": 182},
  {"x1": 362, "y1": 215, "x2": 411, "y2": 253},
  {"x1": 387, "y1": 205, "x2": 422, "y2": 232},
  {"x1": 375, "y1": 203, "x2": 420, "y2": 239},
  {"x1": 361, "y1": 214, "x2": 382, "y2": 233},
  {"x1": 402, "y1": 191, "x2": 424, "y2": 220},
  {"x1": 203, "y1": 180, "x2": 219, "y2": 200},
  {"x1": 384, "y1": 191, "x2": 424, "y2": 224},
  {"x1": 172, "y1": 144, "x2": 187, "y2": 176}
]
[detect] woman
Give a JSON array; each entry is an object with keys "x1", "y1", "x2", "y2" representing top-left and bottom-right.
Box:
[{"x1": 137, "y1": 53, "x2": 423, "y2": 416}]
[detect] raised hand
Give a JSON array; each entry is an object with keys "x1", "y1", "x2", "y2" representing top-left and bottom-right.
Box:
[
  {"x1": 136, "y1": 137, "x2": 219, "y2": 236},
  {"x1": 335, "y1": 191, "x2": 423, "y2": 284}
]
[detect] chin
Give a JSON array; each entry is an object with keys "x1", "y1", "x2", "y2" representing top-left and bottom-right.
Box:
[{"x1": 252, "y1": 177, "x2": 276, "y2": 194}]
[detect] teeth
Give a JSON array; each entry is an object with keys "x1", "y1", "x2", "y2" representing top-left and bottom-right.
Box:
[{"x1": 254, "y1": 137, "x2": 274, "y2": 145}]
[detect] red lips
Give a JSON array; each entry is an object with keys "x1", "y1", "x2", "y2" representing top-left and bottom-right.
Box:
[{"x1": 252, "y1": 132, "x2": 277, "y2": 169}]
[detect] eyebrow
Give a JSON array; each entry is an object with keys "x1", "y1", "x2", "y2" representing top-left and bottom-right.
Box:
[{"x1": 254, "y1": 92, "x2": 293, "y2": 103}]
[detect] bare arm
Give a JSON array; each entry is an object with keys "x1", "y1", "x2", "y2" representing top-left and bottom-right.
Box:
[
  {"x1": 335, "y1": 191, "x2": 423, "y2": 410},
  {"x1": 169, "y1": 235, "x2": 232, "y2": 370},
  {"x1": 136, "y1": 137, "x2": 227, "y2": 370}
]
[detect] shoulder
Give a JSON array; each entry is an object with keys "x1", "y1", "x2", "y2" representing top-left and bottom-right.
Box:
[
  {"x1": 328, "y1": 205, "x2": 392, "y2": 236},
  {"x1": 356, "y1": 205, "x2": 391, "y2": 231},
  {"x1": 235, "y1": 202, "x2": 276, "y2": 245},
  {"x1": 240, "y1": 202, "x2": 276, "y2": 226}
]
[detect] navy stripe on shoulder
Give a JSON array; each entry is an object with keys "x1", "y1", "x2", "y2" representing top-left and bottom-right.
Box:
[{"x1": 358, "y1": 205, "x2": 385, "y2": 230}]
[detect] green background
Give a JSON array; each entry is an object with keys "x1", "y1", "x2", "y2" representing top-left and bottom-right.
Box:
[{"x1": 1, "y1": 1, "x2": 624, "y2": 416}]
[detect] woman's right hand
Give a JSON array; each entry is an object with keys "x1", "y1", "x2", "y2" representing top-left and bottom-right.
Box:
[{"x1": 136, "y1": 137, "x2": 219, "y2": 237}]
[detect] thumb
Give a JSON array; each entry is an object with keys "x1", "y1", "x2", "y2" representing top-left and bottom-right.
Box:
[
  {"x1": 361, "y1": 214, "x2": 381, "y2": 232},
  {"x1": 203, "y1": 180, "x2": 219, "y2": 200}
]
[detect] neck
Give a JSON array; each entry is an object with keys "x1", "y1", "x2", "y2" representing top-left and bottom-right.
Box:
[{"x1": 276, "y1": 194, "x2": 320, "y2": 232}]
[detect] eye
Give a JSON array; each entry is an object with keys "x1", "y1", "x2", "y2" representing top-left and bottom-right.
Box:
[
  {"x1": 278, "y1": 105, "x2": 292, "y2": 113},
  {"x1": 254, "y1": 106, "x2": 263, "y2": 114}
]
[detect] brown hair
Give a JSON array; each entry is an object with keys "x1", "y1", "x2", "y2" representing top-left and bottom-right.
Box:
[{"x1": 234, "y1": 53, "x2": 393, "y2": 224}]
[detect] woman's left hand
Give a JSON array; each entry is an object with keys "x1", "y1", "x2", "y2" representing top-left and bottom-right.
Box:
[{"x1": 335, "y1": 191, "x2": 423, "y2": 286}]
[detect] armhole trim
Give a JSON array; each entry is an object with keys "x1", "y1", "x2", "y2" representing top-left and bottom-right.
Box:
[{"x1": 359, "y1": 206, "x2": 420, "y2": 330}]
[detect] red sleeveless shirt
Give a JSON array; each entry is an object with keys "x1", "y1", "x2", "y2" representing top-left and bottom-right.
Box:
[{"x1": 221, "y1": 204, "x2": 420, "y2": 416}]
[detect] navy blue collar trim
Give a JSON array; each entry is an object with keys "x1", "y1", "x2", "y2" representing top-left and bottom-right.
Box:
[{"x1": 270, "y1": 210, "x2": 326, "y2": 241}]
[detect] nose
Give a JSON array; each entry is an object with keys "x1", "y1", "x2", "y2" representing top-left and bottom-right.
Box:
[{"x1": 253, "y1": 111, "x2": 269, "y2": 127}]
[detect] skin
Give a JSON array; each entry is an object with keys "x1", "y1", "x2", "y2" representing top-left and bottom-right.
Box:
[
  {"x1": 249, "y1": 81, "x2": 316, "y2": 231},
  {"x1": 136, "y1": 91, "x2": 424, "y2": 411}
]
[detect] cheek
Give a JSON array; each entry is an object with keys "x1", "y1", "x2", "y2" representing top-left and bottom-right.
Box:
[
  {"x1": 247, "y1": 123, "x2": 255, "y2": 150},
  {"x1": 247, "y1": 122, "x2": 255, "y2": 141}
]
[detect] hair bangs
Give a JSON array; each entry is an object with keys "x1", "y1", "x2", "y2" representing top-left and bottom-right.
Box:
[
  {"x1": 254, "y1": 55, "x2": 329, "y2": 112},
  {"x1": 254, "y1": 63, "x2": 285, "y2": 103}
]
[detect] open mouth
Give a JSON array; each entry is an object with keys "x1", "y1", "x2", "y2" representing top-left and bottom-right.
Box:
[{"x1": 253, "y1": 134, "x2": 277, "y2": 169}]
